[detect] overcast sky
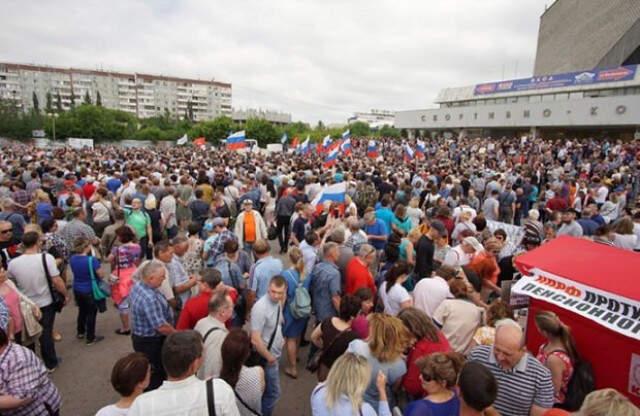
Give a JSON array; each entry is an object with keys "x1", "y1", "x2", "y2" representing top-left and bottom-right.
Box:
[{"x1": 2, "y1": 0, "x2": 552, "y2": 124}]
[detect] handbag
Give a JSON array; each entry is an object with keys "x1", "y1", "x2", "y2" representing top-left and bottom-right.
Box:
[
  {"x1": 7, "y1": 279, "x2": 43, "y2": 338},
  {"x1": 246, "y1": 305, "x2": 280, "y2": 368},
  {"x1": 42, "y1": 253, "x2": 65, "y2": 313},
  {"x1": 306, "y1": 322, "x2": 345, "y2": 373},
  {"x1": 89, "y1": 257, "x2": 109, "y2": 313}
]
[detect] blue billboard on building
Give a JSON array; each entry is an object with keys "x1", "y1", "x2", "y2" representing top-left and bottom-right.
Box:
[{"x1": 474, "y1": 65, "x2": 637, "y2": 96}]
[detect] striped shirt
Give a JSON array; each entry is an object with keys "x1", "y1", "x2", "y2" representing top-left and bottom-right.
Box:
[{"x1": 468, "y1": 345, "x2": 554, "y2": 416}]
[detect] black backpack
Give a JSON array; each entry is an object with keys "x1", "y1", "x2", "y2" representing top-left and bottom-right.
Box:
[{"x1": 561, "y1": 359, "x2": 595, "y2": 411}]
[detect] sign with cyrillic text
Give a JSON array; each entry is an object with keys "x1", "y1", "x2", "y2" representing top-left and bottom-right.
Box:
[{"x1": 512, "y1": 268, "x2": 640, "y2": 341}]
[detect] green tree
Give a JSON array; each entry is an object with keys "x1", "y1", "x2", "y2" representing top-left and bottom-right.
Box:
[
  {"x1": 32, "y1": 92, "x2": 39, "y2": 113},
  {"x1": 45, "y1": 92, "x2": 53, "y2": 113},
  {"x1": 55, "y1": 92, "x2": 63, "y2": 112},
  {"x1": 400, "y1": 128, "x2": 408, "y2": 139},
  {"x1": 96, "y1": 91, "x2": 102, "y2": 107},
  {"x1": 349, "y1": 121, "x2": 370, "y2": 137},
  {"x1": 83, "y1": 90, "x2": 92, "y2": 105},
  {"x1": 245, "y1": 118, "x2": 278, "y2": 147},
  {"x1": 378, "y1": 124, "x2": 400, "y2": 138}
]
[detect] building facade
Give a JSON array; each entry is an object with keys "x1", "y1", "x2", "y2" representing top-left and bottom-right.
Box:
[
  {"x1": 396, "y1": 0, "x2": 640, "y2": 139},
  {"x1": 232, "y1": 108, "x2": 291, "y2": 126},
  {"x1": 534, "y1": 0, "x2": 640, "y2": 75},
  {"x1": 0, "y1": 62, "x2": 232, "y2": 121},
  {"x1": 348, "y1": 109, "x2": 395, "y2": 129}
]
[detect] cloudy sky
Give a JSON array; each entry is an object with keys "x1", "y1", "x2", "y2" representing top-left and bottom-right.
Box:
[{"x1": 2, "y1": 0, "x2": 551, "y2": 124}]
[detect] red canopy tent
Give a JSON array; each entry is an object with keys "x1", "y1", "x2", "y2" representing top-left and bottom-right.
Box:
[{"x1": 514, "y1": 236, "x2": 640, "y2": 405}]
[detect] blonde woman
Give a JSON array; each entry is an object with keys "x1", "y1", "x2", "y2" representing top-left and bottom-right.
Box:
[
  {"x1": 347, "y1": 313, "x2": 411, "y2": 409},
  {"x1": 579, "y1": 388, "x2": 640, "y2": 416},
  {"x1": 310, "y1": 352, "x2": 391, "y2": 416},
  {"x1": 282, "y1": 246, "x2": 310, "y2": 379},
  {"x1": 406, "y1": 197, "x2": 424, "y2": 229}
]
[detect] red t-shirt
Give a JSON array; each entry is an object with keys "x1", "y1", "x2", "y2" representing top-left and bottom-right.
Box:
[
  {"x1": 83, "y1": 183, "x2": 97, "y2": 200},
  {"x1": 345, "y1": 257, "x2": 376, "y2": 296},
  {"x1": 402, "y1": 331, "x2": 452, "y2": 398},
  {"x1": 175, "y1": 288, "x2": 238, "y2": 330}
]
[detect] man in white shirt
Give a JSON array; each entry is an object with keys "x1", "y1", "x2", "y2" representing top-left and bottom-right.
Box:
[
  {"x1": 194, "y1": 291, "x2": 232, "y2": 379},
  {"x1": 442, "y1": 237, "x2": 482, "y2": 269},
  {"x1": 129, "y1": 330, "x2": 240, "y2": 416},
  {"x1": 413, "y1": 265, "x2": 456, "y2": 317}
]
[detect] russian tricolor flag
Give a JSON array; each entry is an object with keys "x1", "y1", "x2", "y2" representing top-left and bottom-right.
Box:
[
  {"x1": 367, "y1": 140, "x2": 378, "y2": 158},
  {"x1": 403, "y1": 144, "x2": 415, "y2": 162},
  {"x1": 226, "y1": 130, "x2": 246, "y2": 150},
  {"x1": 311, "y1": 182, "x2": 346, "y2": 214},
  {"x1": 323, "y1": 147, "x2": 339, "y2": 168},
  {"x1": 322, "y1": 135, "x2": 333, "y2": 153},
  {"x1": 299, "y1": 136, "x2": 311, "y2": 155},
  {"x1": 340, "y1": 138, "x2": 352, "y2": 156},
  {"x1": 416, "y1": 140, "x2": 426, "y2": 159},
  {"x1": 341, "y1": 129, "x2": 351, "y2": 140}
]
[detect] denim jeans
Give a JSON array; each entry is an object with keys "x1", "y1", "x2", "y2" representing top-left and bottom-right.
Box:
[
  {"x1": 262, "y1": 361, "x2": 281, "y2": 416},
  {"x1": 75, "y1": 291, "x2": 98, "y2": 341}
]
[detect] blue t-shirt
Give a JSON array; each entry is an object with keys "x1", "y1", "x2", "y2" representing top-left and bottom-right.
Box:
[
  {"x1": 364, "y1": 219, "x2": 388, "y2": 250},
  {"x1": 375, "y1": 207, "x2": 394, "y2": 233},
  {"x1": 404, "y1": 394, "x2": 460, "y2": 416},
  {"x1": 106, "y1": 178, "x2": 122, "y2": 194},
  {"x1": 70, "y1": 255, "x2": 101, "y2": 294}
]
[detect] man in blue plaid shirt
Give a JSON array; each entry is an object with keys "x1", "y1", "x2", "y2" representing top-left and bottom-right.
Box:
[
  {"x1": 130, "y1": 260, "x2": 176, "y2": 391},
  {"x1": 205, "y1": 217, "x2": 238, "y2": 266}
]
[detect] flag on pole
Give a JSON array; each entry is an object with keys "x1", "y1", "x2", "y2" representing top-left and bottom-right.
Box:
[
  {"x1": 323, "y1": 147, "x2": 339, "y2": 168},
  {"x1": 340, "y1": 138, "x2": 352, "y2": 156},
  {"x1": 281, "y1": 133, "x2": 288, "y2": 144},
  {"x1": 341, "y1": 129, "x2": 351, "y2": 140},
  {"x1": 176, "y1": 134, "x2": 188, "y2": 145},
  {"x1": 226, "y1": 130, "x2": 246, "y2": 150},
  {"x1": 321, "y1": 135, "x2": 333, "y2": 153},
  {"x1": 299, "y1": 136, "x2": 311, "y2": 155},
  {"x1": 403, "y1": 144, "x2": 415, "y2": 162},
  {"x1": 311, "y1": 182, "x2": 347, "y2": 215},
  {"x1": 367, "y1": 140, "x2": 378, "y2": 158},
  {"x1": 193, "y1": 137, "x2": 206, "y2": 147},
  {"x1": 291, "y1": 136, "x2": 300, "y2": 149},
  {"x1": 416, "y1": 140, "x2": 426, "y2": 159}
]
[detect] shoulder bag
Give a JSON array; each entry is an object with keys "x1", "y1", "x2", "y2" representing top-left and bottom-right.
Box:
[
  {"x1": 42, "y1": 253, "x2": 64, "y2": 313},
  {"x1": 206, "y1": 378, "x2": 216, "y2": 416},
  {"x1": 89, "y1": 257, "x2": 109, "y2": 313},
  {"x1": 6, "y1": 279, "x2": 42, "y2": 338},
  {"x1": 246, "y1": 305, "x2": 280, "y2": 368}
]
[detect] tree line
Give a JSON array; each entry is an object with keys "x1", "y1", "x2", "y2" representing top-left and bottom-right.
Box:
[{"x1": 0, "y1": 97, "x2": 403, "y2": 145}]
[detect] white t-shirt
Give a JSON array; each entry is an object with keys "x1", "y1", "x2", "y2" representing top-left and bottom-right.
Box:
[
  {"x1": 442, "y1": 245, "x2": 472, "y2": 269},
  {"x1": 95, "y1": 404, "x2": 129, "y2": 416},
  {"x1": 379, "y1": 282, "x2": 411, "y2": 316},
  {"x1": 613, "y1": 234, "x2": 638, "y2": 251},
  {"x1": 92, "y1": 200, "x2": 112, "y2": 223},
  {"x1": 595, "y1": 186, "x2": 609, "y2": 204},
  {"x1": 413, "y1": 276, "x2": 452, "y2": 318},
  {"x1": 8, "y1": 253, "x2": 60, "y2": 307}
]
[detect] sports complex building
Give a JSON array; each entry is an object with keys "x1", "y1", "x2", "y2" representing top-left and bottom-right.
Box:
[{"x1": 396, "y1": 0, "x2": 640, "y2": 139}]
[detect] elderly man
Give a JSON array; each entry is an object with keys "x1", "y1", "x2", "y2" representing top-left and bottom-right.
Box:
[
  {"x1": 234, "y1": 199, "x2": 267, "y2": 253},
  {"x1": 129, "y1": 330, "x2": 239, "y2": 415},
  {"x1": 129, "y1": 260, "x2": 176, "y2": 390},
  {"x1": 557, "y1": 208, "x2": 583, "y2": 238},
  {"x1": 0, "y1": 199, "x2": 26, "y2": 240},
  {"x1": 363, "y1": 209, "x2": 387, "y2": 251},
  {"x1": 155, "y1": 240, "x2": 198, "y2": 311},
  {"x1": 194, "y1": 291, "x2": 233, "y2": 379},
  {"x1": 60, "y1": 207, "x2": 99, "y2": 251},
  {"x1": 468, "y1": 319, "x2": 554, "y2": 416},
  {"x1": 344, "y1": 243, "x2": 377, "y2": 296}
]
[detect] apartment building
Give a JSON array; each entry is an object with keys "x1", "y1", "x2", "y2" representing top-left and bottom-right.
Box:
[{"x1": 0, "y1": 62, "x2": 232, "y2": 121}]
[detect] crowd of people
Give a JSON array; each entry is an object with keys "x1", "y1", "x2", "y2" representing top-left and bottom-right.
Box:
[{"x1": 0, "y1": 134, "x2": 638, "y2": 415}]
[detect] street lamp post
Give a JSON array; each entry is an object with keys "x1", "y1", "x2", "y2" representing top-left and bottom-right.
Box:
[{"x1": 47, "y1": 113, "x2": 59, "y2": 141}]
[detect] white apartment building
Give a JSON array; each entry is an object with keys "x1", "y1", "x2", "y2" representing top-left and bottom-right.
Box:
[
  {"x1": 232, "y1": 108, "x2": 292, "y2": 126},
  {"x1": 347, "y1": 109, "x2": 395, "y2": 128},
  {"x1": 0, "y1": 62, "x2": 232, "y2": 121}
]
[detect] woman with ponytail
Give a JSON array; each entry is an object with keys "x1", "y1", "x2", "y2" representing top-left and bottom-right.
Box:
[{"x1": 535, "y1": 310, "x2": 578, "y2": 406}]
